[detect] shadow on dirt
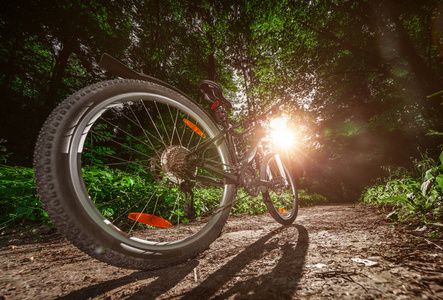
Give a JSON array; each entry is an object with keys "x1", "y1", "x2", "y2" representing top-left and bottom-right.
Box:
[
  {"x1": 57, "y1": 260, "x2": 198, "y2": 300},
  {"x1": 179, "y1": 224, "x2": 309, "y2": 300},
  {"x1": 59, "y1": 224, "x2": 308, "y2": 299}
]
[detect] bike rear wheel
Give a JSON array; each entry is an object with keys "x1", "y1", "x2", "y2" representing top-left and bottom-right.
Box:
[
  {"x1": 261, "y1": 153, "x2": 298, "y2": 225},
  {"x1": 34, "y1": 79, "x2": 235, "y2": 270}
]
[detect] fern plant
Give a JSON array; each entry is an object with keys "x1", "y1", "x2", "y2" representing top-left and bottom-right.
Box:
[{"x1": 362, "y1": 150, "x2": 443, "y2": 224}]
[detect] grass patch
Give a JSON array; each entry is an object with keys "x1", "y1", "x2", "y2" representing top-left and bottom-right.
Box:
[{"x1": 361, "y1": 151, "x2": 443, "y2": 226}]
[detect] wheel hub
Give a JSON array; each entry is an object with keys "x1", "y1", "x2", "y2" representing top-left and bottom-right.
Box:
[{"x1": 161, "y1": 146, "x2": 197, "y2": 183}]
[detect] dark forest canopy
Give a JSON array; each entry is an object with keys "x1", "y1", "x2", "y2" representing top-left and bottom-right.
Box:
[{"x1": 1, "y1": 0, "x2": 442, "y2": 201}]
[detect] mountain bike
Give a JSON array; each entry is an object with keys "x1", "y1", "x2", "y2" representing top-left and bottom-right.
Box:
[{"x1": 33, "y1": 54, "x2": 298, "y2": 270}]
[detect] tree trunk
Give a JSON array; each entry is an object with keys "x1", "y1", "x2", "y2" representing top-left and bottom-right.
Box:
[
  {"x1": 43, "y1": 36, "x2": 75, "y2": 111},
  {"x1": 380, "y1": 0, "x2": 443, "y2": 129},
  {"x1": 385, "y1": 1, "x2": 443, "y2": 95},
  {"x1": 241, "y1": 65, "x2": 252, "y2": 118},
  {"x1": 207, "y1": 34, "x2": 216, "y2": 81}
]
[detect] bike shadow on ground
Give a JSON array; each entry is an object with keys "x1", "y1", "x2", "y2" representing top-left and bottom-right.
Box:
[
  {"x1": 57, "y1": 259, "x2": 199, "y2": 300},
  {"x1": 177, "y1": 224, "x2": 309, "y2": 300},
  {"x1": 59, "y1": 224, "x2": 308, "y2": 300}
]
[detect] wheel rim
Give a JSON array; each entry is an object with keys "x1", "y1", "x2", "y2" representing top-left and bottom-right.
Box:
[
  {"x1": 264, "y1": 155, "x2": 297, "y2": 220},
  {"x1": 67, "y1": 92, "x2": 232, "y2": 251}
]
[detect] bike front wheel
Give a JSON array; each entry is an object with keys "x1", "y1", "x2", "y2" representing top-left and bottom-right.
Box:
[
  {"x1": 261, "y1": 153, "x2": 298, "y2": 225},
  {"x1": 34, "y1": 79, "x2": 235, "y2": 270}
]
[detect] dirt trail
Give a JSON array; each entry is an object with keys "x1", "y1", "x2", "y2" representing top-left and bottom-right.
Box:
[{"x1": 1, "y1": 204, "x2": 442, "y2": 299}]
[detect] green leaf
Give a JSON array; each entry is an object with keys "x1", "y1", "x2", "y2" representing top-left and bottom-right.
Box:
[
  {"x1": 425, "y1": 169, "x2": 434, "y2": 180},
  {"x1": 382, "y1": 195, "x2": 407, "y2": 202},
  {"x1": 436, "y1": 175, "x2": 443, "y2": 193},
  {"x1": 421, "y1": 179, "x2": 433, "y2": 196},
  {"x1": 17, "y1": 207, "x2": 32, "y2": 216}
]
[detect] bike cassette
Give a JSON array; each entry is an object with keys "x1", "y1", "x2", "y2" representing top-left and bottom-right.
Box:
[{"x1": 160, "y1": 146, "x2": 198, "y2": 183}]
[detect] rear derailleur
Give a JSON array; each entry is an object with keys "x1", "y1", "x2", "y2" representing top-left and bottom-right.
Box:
[{"x1": 180, "y1": 180, "x2": 197, "y2": 219}]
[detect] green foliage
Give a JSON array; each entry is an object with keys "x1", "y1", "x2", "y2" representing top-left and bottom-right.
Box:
[
  {"x1": 231, "y1": 188, "x2": 327, "y2": 215},
  {"x1": 362, "y1": 151, "x2": 443, "y2": 224},
  {"x1": 231, "y1": 189, "x2": 268, "y2": 215},
  {"x1": 298, "y1": 189, "x2": 328, "y2": 207},
  {"x1": 0, "y1": 140, "x2": 46, "y2": 229},
  {"x1": 82, "y1": 166, "x2": 171, "y2": 226},
  {"x1": 0, "y1": 165, "x2": 48, "y2": 229}
]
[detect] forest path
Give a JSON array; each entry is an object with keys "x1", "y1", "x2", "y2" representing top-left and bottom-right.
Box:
[{"x1": 1, "y1": 204, "x2": 442, "y2": 299}]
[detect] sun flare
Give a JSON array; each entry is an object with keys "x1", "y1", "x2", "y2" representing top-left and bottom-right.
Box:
[{"x1": 269, "y1": 117, "x2": 296, "y2": 149}]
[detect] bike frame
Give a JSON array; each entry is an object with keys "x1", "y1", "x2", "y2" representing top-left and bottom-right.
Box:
[{"x1": 191, "y1": 100, "x2": 286, "y2": 189}]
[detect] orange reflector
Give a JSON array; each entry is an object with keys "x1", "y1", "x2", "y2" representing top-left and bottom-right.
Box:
[
  {"x1": 183, "y1": 118, "x2": 206, "y2": 138},
  {"x1": 278, "y1": 208, "x2": 287, "y2": 213},
  {"x1": 128, "y1": 213, "x2": 172, "y2": 228}
]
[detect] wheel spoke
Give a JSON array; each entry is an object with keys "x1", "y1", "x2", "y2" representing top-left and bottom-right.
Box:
[
  {"x1": 129, "y1": 105, "x2": 163, "y2": 154},
  {"x1": 128, "y1": 185, "x2": 162, "y2": 235},
  {"x1": 99, "y1": 117, "x2": 159, "y2": 151},
  {"x1": 174, "y1": 107, "x2": 183, "y2": 146},
  {"x1": 89, "y1": 129, "x2": 159, "y2": 160},
  {"x1": 84, "y1": 146, "x2": 151, "y2": 170},
  {"x1": 108, "y1": 106, "x2": 164, "y2": 153},
  {"x1": 181, "y1": 114, "x2": 190, "y2": 143},
  {"x1": 167, "y1": 104, "x2": 185, "y2": 146},
  {"x1": 141, "y1": 100, "x2": 168, "y2": 147},
  {"x1": 154, "y1": 101, "x2": 171, "y2": 145}
]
